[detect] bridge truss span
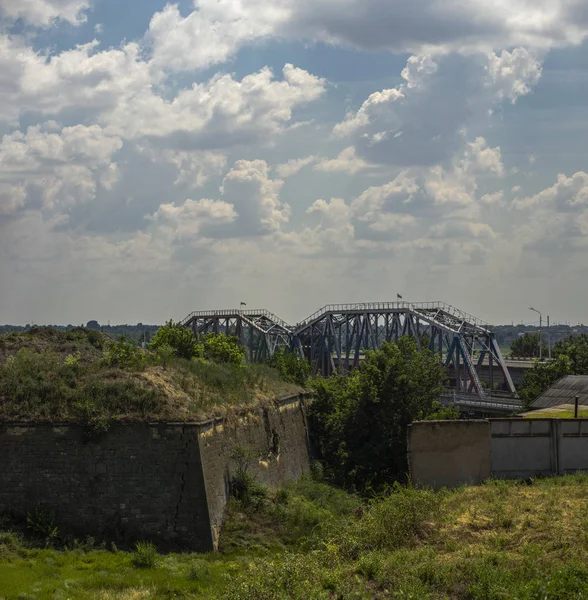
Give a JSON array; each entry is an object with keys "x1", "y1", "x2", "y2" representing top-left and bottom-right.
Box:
[
  {"x1": 180, "y1": 309, "x2": 292, "y2": 362},
  {"x1": 291, "y1": 302, "x2": 516, "y2": 399},
  {"x1": 179, "y1": 301, "x2": 517, "y2": 403}
]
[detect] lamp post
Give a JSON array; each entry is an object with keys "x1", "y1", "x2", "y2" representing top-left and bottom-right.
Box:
[{"x1": 529, "y1": 307, "x2": 542, "y2": 360}]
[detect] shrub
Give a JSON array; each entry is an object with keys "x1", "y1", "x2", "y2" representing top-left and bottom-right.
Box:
[
  {"x1": 131, "y1": 541, "x2": 158, "y2": 568},
  {"x1": 26, "y1": 507, "x2": 59, "y2": 546},
  {"x1": 230, "y1": 446, "x2": 268, "y2": 509},
  {"x1": 86, "y1": 329, "x2": 103, "y2": 349},
  {"x1": 203, "y1": 333, "x2": 244, "y2": 365},
  {"x1": 149, "y1": 321, "x2": 202, "y2": 361}
]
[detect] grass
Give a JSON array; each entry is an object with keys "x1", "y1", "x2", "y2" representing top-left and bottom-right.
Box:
[
  {"x1": 524, "y1": 409, "x2": 588, "y2": 419},
  {"x1": 4, "y1": 474, "x2": 588, "y2": 598},
  {"x1": 0, "y1": 329, "x2": 303, "y2": 424}
]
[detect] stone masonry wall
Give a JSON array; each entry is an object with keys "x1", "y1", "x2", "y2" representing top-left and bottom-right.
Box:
[
  {"x1": 0, "y1": 423, "x2": 212, "y2": 550},
  {"x1": 198, "y1": 394, "x2": 311, "y2": 548},
  {"x1": 0, "y1": 394, "x2": 311, "y2": 551}
]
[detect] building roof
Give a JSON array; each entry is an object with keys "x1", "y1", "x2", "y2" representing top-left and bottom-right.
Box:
[{"x1": 531, "y1": 375, "x2": 588, "y2": 409}]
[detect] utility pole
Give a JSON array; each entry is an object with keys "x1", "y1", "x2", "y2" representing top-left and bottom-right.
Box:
[
  {"x1": 547, "y1": 315, "x2": 551, "y2": 359},
  {"x1": 530, "y1": 307, "x2": 542, "y2": 360}
]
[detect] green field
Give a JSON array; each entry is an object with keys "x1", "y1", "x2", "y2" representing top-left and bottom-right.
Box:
[{"x1": 3, "y1": 474, "x2": 588, "y2": 599}]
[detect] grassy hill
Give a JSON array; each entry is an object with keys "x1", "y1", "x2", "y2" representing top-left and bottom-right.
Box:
[
  {"x1": 0, "y1": 328, "x2": 302, "y2": 424},
  {"x1": 2, "y1": 474, "x2": 588, "y2": 598}
]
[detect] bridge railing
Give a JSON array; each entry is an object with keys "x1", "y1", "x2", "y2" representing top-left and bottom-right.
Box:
[
  {"x1": 180, "y1": 309, "x2": 293, "y2": 331},
  {"x1": 293, "y1": 301, "x2": 491, "y2": 333},
  {"x1": 411, "y1": 302, "x2": 490, "y2": 330},
  {"x1": 295, "y1": 301, "x2": 432, "y2": 329}
]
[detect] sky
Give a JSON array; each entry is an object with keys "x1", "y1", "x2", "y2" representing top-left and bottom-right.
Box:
[{"x1": 1, "y1": 0, "x2": 588, "y2": 327}]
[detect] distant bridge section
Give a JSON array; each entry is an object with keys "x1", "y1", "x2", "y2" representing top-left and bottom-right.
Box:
[
  {"x1": 179, "y1": 309, "x2": 292, "y2": 362},
  {"x1": 180, "y1": 301, "x2": 518, "y2": 405}
]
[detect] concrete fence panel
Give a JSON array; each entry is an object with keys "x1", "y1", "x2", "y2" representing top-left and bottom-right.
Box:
[
  {"x1": 409, "y1": 418, "x2": 588, "y2": 489},
  {"x1": 408, "y1": 420, "x2": 491, "y2": 490}
]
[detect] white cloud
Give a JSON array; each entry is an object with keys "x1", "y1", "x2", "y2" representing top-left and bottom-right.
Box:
[
  {"x1": 429, "y1": 220, "x2": 496, "y2": 240},
  {"x1": 487, "y1": 48, "x2": 543, "y2": 104},
  {"x1": 515, "y1": 171, "x2": 588, "y2": 211},
  {"x1": 0, "y1": 38, "x2": 152, "y2": 124},
  {"x1": 0, "y1": 34, "x2": 325, "y2": 154},
  {"x1": 464, "y1": 137, "x2": 505, "y2": 176},
  {"x1": 151, "y1": 198, "x2": 237, "y2": 241},
  {"x1": 0, "y1": 124, "x2": 122, "y2": 211},
  {"x1": 332, "y1": 50, "x2": 540, "y2": 167},
  {"x1": 315, "y1": 146, "x2": 374, "y2": 175},
  {"x1": 140, "y1": 148, "x2": 227, "y2": 188},
  {"x1": 480, "y1": 190, "x2": 505, "y2": 206},
  {"x1": 145, "y1": 0, "x2": 588, "y2": 71},
  {"x1": 220, "y1": 159, "x2": 289, "y2": 235},
  {"x1": 275, "y1": 155, "x2": 317, "y2": 178},
  {"x1": 147, "y1": 1, "x2": 286, "y2": 73},
  {"x1": 0, "y1": 0, "x2": 89, "y2": 26},
  {"x1": 147, "y1": 158, "x2": 291, "y2": 245}
]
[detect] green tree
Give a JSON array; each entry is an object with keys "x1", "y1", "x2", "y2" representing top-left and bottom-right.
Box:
[
  {"x1": 553, "y1": 334, "x2": 588, "y2": 374},
  {"x1": 510, "y1": 332, "x2": 547, "y2": 358},
  {"x1": 518, "y1": 355, "x2": 571, "y2": 408},
  {"x1": 308, "y1": 337, "x2": 447, "y2": 492},
  {"x1": 266, "y1": 348, "x2": 312, "y2": 386},
  {"x1": 517, "y1": 335, "x2": 588, "y2": 407},
  {"x1": 202, "y1": 333, "x2": 244, "y2": 364},
  {"x1": 149, "y1": 321, "x2": 203, "y2": 360}
]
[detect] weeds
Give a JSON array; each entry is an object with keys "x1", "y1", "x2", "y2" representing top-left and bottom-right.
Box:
[{"x1": 131, "y1": 541, "x2": 158, "y2": 569}]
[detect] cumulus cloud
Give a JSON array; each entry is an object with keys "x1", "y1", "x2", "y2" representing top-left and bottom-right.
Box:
[
  {"x1": 146, "y1": 0, "x2": 588, "y2": 70},
  {"x1": 0, "y1": 0, "x2": 89, "y2": 26},
  {"x1": 0, "y1": 35, "x2": 325, "y2": 154},
  {"x1": 0, "y1": 124, "x2": 122, "y2": 212},
  {"x1": 315, "y1": 147, "x2": 375, "y2": 175},
  {"x1": 275, "y1": 155, "x2": 317, "y2": 178},
  {"x1": 428, "y1": 220, "x2": 496, "y2": 240},
  {"x1": 220, "y1": 159, "x2": 290, "y2": 236},
  {"x1": 332, "y1": 50, "x2": 540, "y2": 167},
  {"x1": 0, "y1": 38, "x2": 151, "y2": 124},
  {"x1": 147, "y1": 1, "x2": 286, "y2": 73},
  {"x1": 147, "y1": 158, "x2": 290, "y2": 246},
  {"x1": 151, "y1": 198, "x2": 237, "y2": 241},
  {"x1": 515, "y1": 171, "x2": 588, "y2": 211},
  {"x1": 480, "y1": 191, "x2": 505, "y2": 206},
  {"x1": 139, "y1": 148, "x2": 227, "y2": 188}
]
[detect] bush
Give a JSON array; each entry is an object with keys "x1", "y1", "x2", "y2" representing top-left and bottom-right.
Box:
[
  {"x1": 149, "y1": 321, "x2": 203, "y2": 361},
  {"x1": 86, "y1": 329, "x2": 103, "y2": 349},
  {"x1": 26, "y1": 507, "x2": 59, "y2": 546},
  {"x1": 230, "y1": 446, "x2": 268, "y2": 509},
  {"x1": 131, "y1": 541, "x2": 158, "y2": 568},
  {"x1": 102, "y1": 337, "x2": 144, "y2": 370},
  {"x1": 267, "y1": 348, "x2": 312, "y2": 386},
  {"x1": 203, "y1": 333, "x2": 244, "y2": 365}
]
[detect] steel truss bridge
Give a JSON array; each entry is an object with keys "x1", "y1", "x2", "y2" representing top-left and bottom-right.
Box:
[{"x1": 180, "y1": 302, "x2": 520, "y2": 411}]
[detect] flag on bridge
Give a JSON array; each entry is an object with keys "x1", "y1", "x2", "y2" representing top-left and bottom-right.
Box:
[
  {"x1": 397, "y1": 294, "x2": 403, "y2": 300},
  {"x1": 240, "y1": 302, "x2": 247, "y2": 307}
]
